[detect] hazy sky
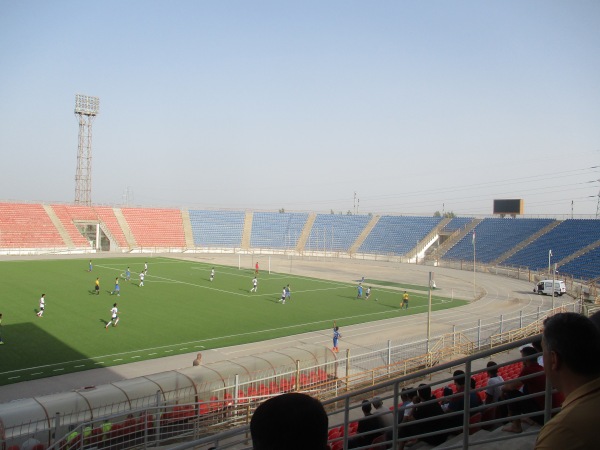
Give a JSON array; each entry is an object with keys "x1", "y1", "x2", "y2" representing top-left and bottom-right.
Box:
[{"x1": 1, "y1": 1, "x2": 599, "y2": 217}]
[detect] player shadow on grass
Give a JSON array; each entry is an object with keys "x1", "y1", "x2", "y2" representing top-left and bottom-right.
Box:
[
  {"x1": 377, "y1": 302, "x2": 404, "y2": 310},
  {"x1": 100, "y1": 319, "x2": 109, "y2": 326},
  {"x1": 344, "y1": 295, "x2": 402, "y2": 310},
  {"x1": 88, "y1": 290, "x2": 98, "y2": 295}
]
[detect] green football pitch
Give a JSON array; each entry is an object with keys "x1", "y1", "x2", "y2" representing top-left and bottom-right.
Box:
[{"x1": 0, "y1": 257, "x2": 467, "y2": 385}]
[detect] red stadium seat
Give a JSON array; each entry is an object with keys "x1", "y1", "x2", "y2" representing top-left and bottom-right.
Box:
[
  {"x1": 279, "y1": 378, "x2": 290, "y2": 392},
  {"x1": 328, "y1": 428, "x2": 341, "y2": 440},
  {"x1": 198, "y1": 402, "x2": 210, "y2": 416}
]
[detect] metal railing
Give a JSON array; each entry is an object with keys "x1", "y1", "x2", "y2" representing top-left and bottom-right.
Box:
[{"x1": 3, "y1": 303, "x2": 576, "y2": 450}]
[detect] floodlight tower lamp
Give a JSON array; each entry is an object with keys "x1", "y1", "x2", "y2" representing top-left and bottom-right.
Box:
[{"x1": 75, "y1": 94, "x2": 100, "y2": 116}]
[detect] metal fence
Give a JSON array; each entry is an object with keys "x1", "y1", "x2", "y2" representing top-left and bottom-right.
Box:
[{"x1": 2, "y1": 302, "x2": 578, "y2": 450}]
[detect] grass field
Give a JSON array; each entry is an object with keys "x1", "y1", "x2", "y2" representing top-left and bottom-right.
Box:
[{"x1": 0, "y1": 256, "x2": 467, "y2": 385}]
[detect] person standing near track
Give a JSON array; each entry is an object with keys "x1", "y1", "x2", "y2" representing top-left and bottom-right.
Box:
[
  {"x1": 88, "y1": 260, "x2": 93, "y2": 272},
  {"x1": 332, "y1": 321, "x2": 342, "y2": 353},
  {"x1": 401, "y1": 291, "x2": 409, "y2": 309},
  {"x1": 36, "y1": 294, "x2": 46, "y2": 317},
  {"x1": 192, "y1": 352, "x2": 203, "y2": 367},
  {"x1": 255, "y1": 261, "x2": 259, "y2": 275}
]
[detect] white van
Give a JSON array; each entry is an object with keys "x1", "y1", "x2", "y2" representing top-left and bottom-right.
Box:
[{"x1": 535, "y1": 280, "x2": 566, "y2": 296}]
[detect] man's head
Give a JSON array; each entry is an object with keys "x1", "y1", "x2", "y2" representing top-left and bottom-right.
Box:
[
  {"x1": 372, "y1": 397, "x2": 383, "y2": 410},
  {"x1": 417, "y1": 384, "x2": 433, "y2": 401},
  {"x1": 250, "y1": 393, "x2": 328, "y2": 450},
  {"x1": 486, "y1": 361, "x2": 499, "y2": 377},
  {"x1": 361, "y1": 399, "x2": 372, "y2": 415},
  {"x1": 453, "y1": 370, "x2": 466, "y2": 391},
  {"x1": 520, "y1": 345, "x2": 538, "y2": 366},
  {"x1": 542, "y1": 313, "x2": 600, "y2": 388}
]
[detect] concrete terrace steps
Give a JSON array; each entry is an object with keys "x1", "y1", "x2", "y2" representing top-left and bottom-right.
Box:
[
  {"x1": 42, "y1": 204, "x2": 74, "y2": 248},
  {"x1": 296, "y1": 212, "x2": 317, "y2": 251},
  {"x1": 350, "y1": 214, "x2": 380, "y2": 254},
  {"x1": 113, "y1": 207, "x2": 138, "y2": 248},
  {"x1": 241, "y1": 211, "x2": 253, "y2": 249},
  {"x1": 180, "y1": 209, "x2": 195, "y2": 249}
]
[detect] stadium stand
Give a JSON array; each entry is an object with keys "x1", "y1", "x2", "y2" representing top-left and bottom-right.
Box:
[
  {"x1": 94, "y1": 206, "x2": 130, "y2": 248},
  {"x1": 358, "y1": 216, "x2": 443, "y2": 256},
  {"x1": 546, "y1": 243, "x2": 600, "y2": 281},
  {"x1": 504, "y1": 219, "x2": 600, "y2": 273},
  {"x1": 250, "y1": 211, "x2": 309, "y2": 249},
  {"x1": 50, "y1": 204, "x2": 100, "y2": 247},
  {"x1": 0, "y1": 203, "x2": 65, "y2": 249},
  {"x1": 443, "y1": 218, "x2": 555, "y2": 263},
  {"x1": 0, "y1": 202, "x2": 599, "y2": 282},
  {"x1": 305, "y1": 214, "x2": 371, "y2": 252},
  {"x1": 189, "y1": 209, "x2": 245, "y2": 248},
  {"x1": 120, "y1": 207, "x2": 186, "y2": 248},
  {"x1": 441, "y1": 217, "x2": 474, "y2": 233}
]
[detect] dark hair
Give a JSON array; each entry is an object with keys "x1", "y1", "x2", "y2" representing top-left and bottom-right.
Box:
[
  {"x1": 417, "y1": 384, "x2": 432, "y2": 400},
  {"x1": 543, "y1": 313, "x2": 600, "y2": 376},
  {"x1": 250, "y1": 393, "x2": 328, "y2": 450},
  {"x1": 361, "y1": 399, "x2": 372, "y2": 414},
  {"x1": 453, "y1": 370, "x2": 466, "y2": 386},
  {"x1": 520, "y1": 346, "x2": 538, "y2": 358},
  {"x1": 372, "y1": 397, "x2": 383, "y2": 409},
  {"x1": 486, "y1": 361, "x2": 499, "y2": 377}
]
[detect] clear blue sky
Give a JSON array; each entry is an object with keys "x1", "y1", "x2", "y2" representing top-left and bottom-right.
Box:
[{"x1": 1, "y1": 1, "x2": 599, "y2": 217}]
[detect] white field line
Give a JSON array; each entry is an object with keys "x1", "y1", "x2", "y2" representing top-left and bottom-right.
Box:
[
  {"x1": 0, "y1": 297, "x2": 455, "y2": 377},
  {"x1": 99, "y1": 263, "x2": 353, "y2": 298}
]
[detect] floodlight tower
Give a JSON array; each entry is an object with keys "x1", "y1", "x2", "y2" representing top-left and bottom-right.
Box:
[{"x1": 74, "y1": 94, "x2": 99, "y2": 205}]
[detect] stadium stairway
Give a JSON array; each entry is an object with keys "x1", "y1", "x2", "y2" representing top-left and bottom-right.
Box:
[
  {"x1": 241, "y1": 211, "x2": 253, "y2": 249},
  {"x1": 43, "y1": 205, "x2": 74, "y2": 249},
  {"x1": 426, "y1": 218, "x2": 481, "y2": 262},
  {"x1": 349, "y1": 214, "x2": 380, "y2": 254},
  {"x1": 554, "y1": 238, "x2": 600, "y2": 268},
  {"x1": 296, "y1": 212, "x2": 317, "y2": 251},
  {"x1": 180, "y1": 209, "x2": 195, "y2": 249},
  {"x1": 113, "y1": 207, "x2": 138, "y2": 248},
  {"x1": 492, "y1": 220, "x2": 561, "y2": 266}
]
